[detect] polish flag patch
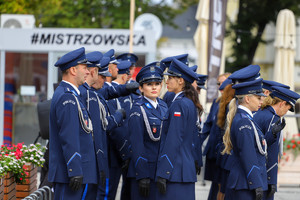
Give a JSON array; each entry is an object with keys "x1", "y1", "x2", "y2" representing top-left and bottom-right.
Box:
[{"x1": 174, "y1": 112, "x2": 181, "y2": 117}]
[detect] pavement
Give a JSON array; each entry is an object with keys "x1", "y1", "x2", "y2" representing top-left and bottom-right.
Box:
[{"x1": 116, "y1": 178, "x2": 300, "y2": 200}]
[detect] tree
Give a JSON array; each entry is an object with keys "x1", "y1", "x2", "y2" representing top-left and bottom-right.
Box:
[
  {"x1": 0, "y1": 0, "x2": 198, "y2": 29},
  {"x1": 225, "y1": 0, "x2": 300, "y2": 72}
]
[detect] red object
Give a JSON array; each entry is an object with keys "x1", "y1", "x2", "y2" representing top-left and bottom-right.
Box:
[
  {"x1": 174, "y1": 112, "x2": 181, "y2": 117},
  {"x1": 292, "y1": 144, "x2": 296, "y2": 149}
]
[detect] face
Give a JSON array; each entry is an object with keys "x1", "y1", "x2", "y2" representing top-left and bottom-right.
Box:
[
  {"x1": 277, "y1": 101, "x2": 292, "y2": 117},
  {"x1": 247, "y1": 95, "x2": 263, "y2": 112},
  {"x1": 75, "y1": 64, "x2": 90, "y2": 86},
  {"x1": 139, "y1": 81, "x2": 162, "y2": 101},
  {"x1": 92, "y1": 75, "x2": 106, "y2": 90},
  {"x1": 87, "y1": 67, "x2": 99, "y2": 86},
  {"x1": 127, "y1": 66, "x2": 136, "y2": 81},
  {"x1": 109, "y1": 63, "x2": 119, "y2": 79},
  {"x1": 166, "y1": 76, "x2": 183, "y2": 94}
]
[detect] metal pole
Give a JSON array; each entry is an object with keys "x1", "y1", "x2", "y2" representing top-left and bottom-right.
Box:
[{"x1": 129, "y1": 0, "x2": 135, "y2": 53}]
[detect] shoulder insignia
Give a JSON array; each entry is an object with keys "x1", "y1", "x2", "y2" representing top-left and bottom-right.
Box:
[
  {"x1": 145, "y1": 103, "x2": 152, "y2": 109},
  {"x1": 174, "y1": 112, "x2": 181, "y2": 117},
  {"x1": 239, "y1": 125, "x2": 252, "y2": 131},
  {"x1": 62, "y1": 99, "x2": 76, "y2": 106},
  {"x1": 130, "y1": 112, "x2": 141, "y2": 118}
]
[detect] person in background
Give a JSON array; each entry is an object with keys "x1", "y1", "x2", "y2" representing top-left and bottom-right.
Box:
[
  {"x1": 127, "y1": 62, "x2": 167, "y2": 199},
  {"x1": 201, "y1": 73, "x2": 230, "y2": 200},
  {"x1": 156, "y1": 58, "x2": 202, "y2": 200},
  {"x1": 254, "y1": 86, "x2": 300, "y2": 200},
  {"x1": 49, "y1": 47, "x2": 98, "y2": 199}
]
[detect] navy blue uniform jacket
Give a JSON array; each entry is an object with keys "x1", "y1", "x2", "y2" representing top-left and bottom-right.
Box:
[
  {"x1": 49, "y1": 81, "x2": 97, "y2": 184},
  {"x1": 156, "y1": 93, "x2": 197, "y2": 182}
]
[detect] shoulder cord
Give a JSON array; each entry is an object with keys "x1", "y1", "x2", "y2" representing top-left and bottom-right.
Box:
[
  {"x1": 140, "y1": 106, "x2": 161, "y2": 142},
  {"x1": 116, "y1": 98, "x2": 121, "y2": 110},
  {"x1": 71, "y1": 93, "x2": 93, "y2": 134},
  {"x1": 95, "y1": 92, "x2": 109, "y2": 131},
  {"x1": 129, "y1": 95, "x2": 133, "y2": 109},
  {"x1": 196, "y1": 116, "x2": 201, "y2": 131},
  {"x1": 249, "y1": 119, "x2": 268, "y2": 156}
]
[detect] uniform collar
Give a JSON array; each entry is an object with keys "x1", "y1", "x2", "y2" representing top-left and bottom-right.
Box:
[
  {"x1": 238, "y1": 105, "x2": 253, "y2": 118},
  {"x1": 144, "y1": 96, "x2": 158, "y2": 109},
  {"x1": 172, "y1": 91, "x2": 183, "y2": 102},
  {"x1": 62, "y1": 80, "x2": 80, "y2": 95},
  {"x1": 112, "y1": 81, "x2": 120, "y2": 85}
]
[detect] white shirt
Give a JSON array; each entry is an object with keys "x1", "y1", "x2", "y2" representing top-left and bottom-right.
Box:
[
  {"x1": 238, "y1": 105, "x2": 253, "y2": 118},
  {"x1": 62, "y1": 80, "x2": 80, "y2": 95},
  {"x1": 172, "y1": 91, "x2": 183, "y2": 102},
  {"x1": 144, "y1": 96, "x2": 158, "y2": 109}
]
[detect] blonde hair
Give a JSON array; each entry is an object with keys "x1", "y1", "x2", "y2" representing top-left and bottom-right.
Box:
[
  {"x1": 222, "y1": 95, "x2": 247, "y2": 155},
  {"x1": 261, "y1": 96, "x2": 283, "y2": 110}
]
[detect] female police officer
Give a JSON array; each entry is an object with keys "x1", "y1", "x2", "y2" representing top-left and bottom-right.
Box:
[
  {"x1": 127, "y1": 62, "x2": 168, "y2": 199},
  {"x1": 254, "y1": 85, "x2": 300, "y2": 200},
  {"x1": 156, "y1": 58, "x2": 202, "y2": 200},
  {"x1": 222, "y1": 78, "x2": 268, "y2": 200}
]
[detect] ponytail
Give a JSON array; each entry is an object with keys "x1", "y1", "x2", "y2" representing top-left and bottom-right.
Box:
[
  {"x1": 222, "y1": 98, "x2": 237, "y2": 155},
  {"x1": 217, "y1": 84, "x2": 235, "y2": 128},
  {"x1": 183, "y1": 81, "x2": 203, "y2": 117}
]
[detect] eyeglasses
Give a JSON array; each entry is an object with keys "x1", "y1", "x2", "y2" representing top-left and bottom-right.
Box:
[{"x1": 217, "y1": 82, "x2": 221, "y2": 86}]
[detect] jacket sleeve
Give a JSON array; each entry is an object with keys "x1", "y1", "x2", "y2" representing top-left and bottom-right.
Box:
[
  {"x1": 128, "y1": 106, "x2": 150, "y2": 180},
  {"x1": 57, "y1": 93, "x2": 83, "y2": 178},
  {"x1": 98, "y1": 84, "x2": 130, "y2": 100}
]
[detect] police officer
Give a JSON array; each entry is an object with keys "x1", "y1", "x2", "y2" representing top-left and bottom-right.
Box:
[
  {"x1": 116, "y1": 53, "x2": 139, "y2": 83},
  {"x1": 222, "y1": 76, "x2": 267, "y2": 200},
  {"x1": 127, "y1": 62, "x2": 167, "y2": 199},
  {"x1": 156, "y1": 58, "x2": 202, "y2": 200},
  {"x1": 161, "y1": 54, "x2": 189, "y2": 107},
  {"x1": 254, "y1": 86, "x2": 300, "y2": 200},
  {"x1": 262, "y1": 80, "x2": 290, "y2": 96},
  {"x1": 49, "y1": 47, "x2": 98, "y2": 199}
]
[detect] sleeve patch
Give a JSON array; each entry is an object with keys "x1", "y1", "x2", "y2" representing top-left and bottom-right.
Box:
[
  {"x1": 239, "y1": 125, "x2": 252, "y2": 131},
  {"x1": 62, "y1": 100, "x2": 76, "y2": 106},
  {"x1": 130, "y1": 112, "x2": 141, "y2": 118},
  {"x1": 174, "y1": 112, "x2": 181, "y2": 117}
]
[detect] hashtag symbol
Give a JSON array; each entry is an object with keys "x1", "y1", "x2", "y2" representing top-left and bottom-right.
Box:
[{"x1": 31, "y1": 33, "x2": 39, "y2": 44}]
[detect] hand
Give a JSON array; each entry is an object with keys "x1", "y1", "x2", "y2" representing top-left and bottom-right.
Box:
[
  {"x1": 125, "y1": 82, "x2": 139, "y2": 92},
  {"x1": 116, "y1": 108, "x2": 126, "y2": 119},
  {"x1": 100, "y1": 170, "x2": 106, "y2": 186},
  {"x1": 138, "y1": 178, "x2": 150, "y2": 197},
  {"x1": 121, "y1": 159, "x2": 130, "y2": 173},
  {"x1": 69, "y1": 176, "x2": 83, "y2": 191},
  {"x1": 267, "y1": 184, "x2": 276, "y2": 198},
  {"x1": 195, "y1": 161, "x2": 201, "y2": 175},
  {"x1": 271, "y1": 118, "x2": 286, "y2": 138},
  {"x1": 255, "y1": 187, "x2": 263, "y2": 200},
  {"x1": 156, "y1": 177, "x2": 167, "y2": 195}
]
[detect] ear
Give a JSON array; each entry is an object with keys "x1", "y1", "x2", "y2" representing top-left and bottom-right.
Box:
[
  {"x1": 139, "y1": 85, "x2": 143, "y2": 93},
  {"x1": 178, "y1": 77, "x2": 184, "y2": 85},
  {"x1": 69, "y1": 66, "x2": 77, "y2": 76},
  {"x1": 244, "y1": 95, "x2": 250, "y2": 104}
]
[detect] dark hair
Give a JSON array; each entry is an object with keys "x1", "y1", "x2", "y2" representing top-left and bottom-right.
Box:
[{"x1": 183, "y1": 81, "x2": 203, "y2": 117}]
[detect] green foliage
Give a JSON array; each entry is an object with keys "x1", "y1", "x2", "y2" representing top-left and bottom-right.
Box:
[
  {"x1": 225, "y1": 0, "x2": 300, "y2": 72},
  {"x1": 0, "y1": 0, "x2": 198, "y2": 29}
]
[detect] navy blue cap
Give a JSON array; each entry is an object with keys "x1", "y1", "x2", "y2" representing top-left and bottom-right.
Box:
[
  {"x1": 86, "y1": 51, "x2": 103, "y2": 68},
  {"x1": 160, "y1": 54, "x2": 189, "y2": 72},
  {"x1": 219, "y1": 78, "x2": 232, "y2": 91},
  {"x1": 116, "y1": 53, "x2": 138, "y2": 65},
  {"x1": 164, "y1": 58, "x2": 197, "y2": 83},
  {"x1": 98, "y1": 57, "x2": 111, "y2": 77},
  {"x1": 262, "y1": 80, "x2": 290, "y2": 91},
  {"x1": 117, "y1": 61, "x2": 131, "y2": 74},
  {"x1": 232, "y1": 78, "x2": 266, "y2": 96},
  {"x1": 136, "y1": 62, "x2": 163, "y2": 84},
  {"x1": 229, "y1": 65, "x2": 261, "y2": 84},
  {"x1": 190, "y1": 65, "x2": 198, "y2": 73},
  {"x1": 270, "y1": 86, "x2": 300, "y2": 112},
  {"x1": 196, "y1": 74, "x2": 208, "y2": 89},
  {"x1": 103, "y1": 49, "x2": 119, "y2": 64},
  {"x1": 54, "y1": 47, "x2": 91, "y2": 71}
]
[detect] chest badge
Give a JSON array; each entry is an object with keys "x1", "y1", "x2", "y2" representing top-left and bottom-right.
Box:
[{"x1": 152, "y1": 127, "x2": 157, "y2": 134}]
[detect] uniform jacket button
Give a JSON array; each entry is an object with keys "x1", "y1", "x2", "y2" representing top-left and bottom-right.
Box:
[
  {"x1": 249, "y1": 181, "x2": 252, "y2": 185},
  {"x1": 166, "y1": 171, "x2": 170, "y2": 174},
  {"x1": 136, "y1": 173, "x2": 138, "y2": 176},
  {"x1": 268, "y1": 177, "x2": 271, "y2": 180},
  {"x1": 69, "y1": 169, "x2": 72, "y2": 172},
  {"x1": 122, "y1": 154, "x2": 125, "y2": 157}
]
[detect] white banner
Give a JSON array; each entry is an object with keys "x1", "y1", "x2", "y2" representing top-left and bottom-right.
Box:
[{"x1": 0, "y1": 28, "x2": 155, "y2": 53}]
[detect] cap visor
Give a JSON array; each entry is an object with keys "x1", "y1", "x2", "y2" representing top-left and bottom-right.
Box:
[
  {"x1": 78, "y1": 60, "x2": 92, "y2": 65},
  {"x1": 110, "y1": 60, "x2": 119, "y2": 64},
  {"x1": 99, "y1": 71, "x2": 112, "y2": 77},
  {"x1": 163, "y1": 72, "x2": 180, "y2": 77},
  {"x1": 255, "y1": 92, "x2": 267, "y2": 97},
  {"x1": 197, "y1": 86, "x2": 207, "y2": 90},
  {"x1": 140, "y1": 78, "x2": 162, "y2": 84}
]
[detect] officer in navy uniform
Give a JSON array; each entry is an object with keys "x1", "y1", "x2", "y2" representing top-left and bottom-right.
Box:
[
  {"x1": 127, "y1": 62, "x2": 168, "y2": 199},
  {"x1": 49, "y1": 47, "x2": 98, "y2": 199},
  {"x1": 161, "y1": 54, "x2": 189, "y2": 107},
  {"x1": 254, "y1": 85, "x2": 300, "y2": 200},
  {"x1": 195, "y1": 74, "x2": 208, "y2": 94},
  {"x1": 262, "y1": 80, "x2": 290, "y2": 96},
  {"x1": 156, "y1": 58, "x2": 202, "y2": 200},
  {"x1": 222, "y1": 75, "x2": 268, "y2": 200},
  {"x1": 117, "y1": 53, "x2": 140, "y2": 105}
]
